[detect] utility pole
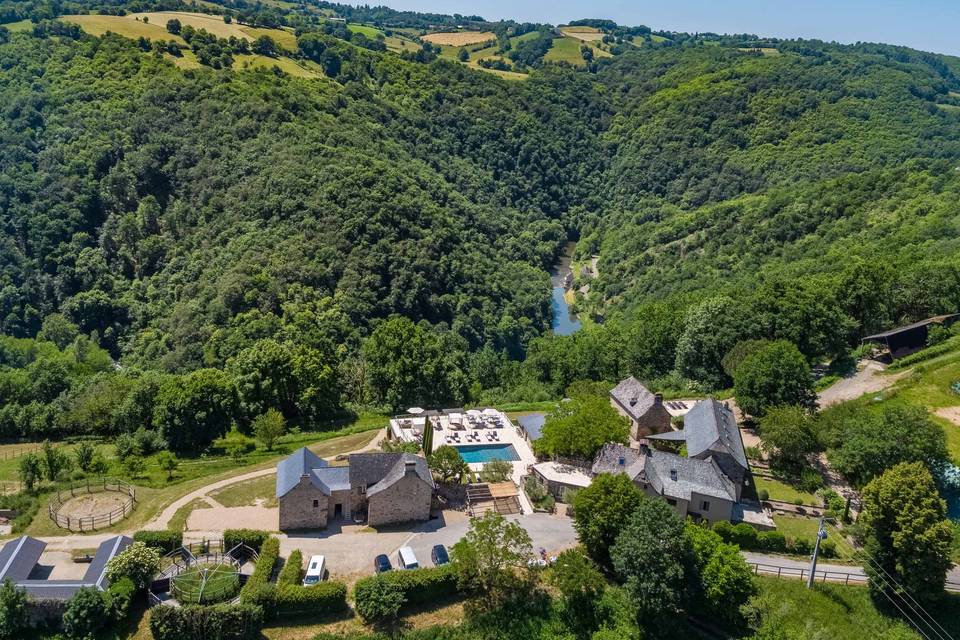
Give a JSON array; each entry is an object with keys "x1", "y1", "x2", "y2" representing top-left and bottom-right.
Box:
[{"x1": 807, "y1": 517, "x2": 828, "y2": 589}]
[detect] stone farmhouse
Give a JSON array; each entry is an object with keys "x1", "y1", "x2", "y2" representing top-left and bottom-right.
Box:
[
  {"x1": 609, "y1": 376, "x2": 673, "y2": 440},
  {"x1": 276, "y1": 448, "x2": 434, "y2": 531}
]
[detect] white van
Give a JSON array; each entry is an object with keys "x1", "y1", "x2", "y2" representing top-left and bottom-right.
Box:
[
  {"x1": 302, "y1": 555, "x2": 326, "y2": 585},
  {"x1": 397, "y1": 546, "x2": 419, "y2": 570}
]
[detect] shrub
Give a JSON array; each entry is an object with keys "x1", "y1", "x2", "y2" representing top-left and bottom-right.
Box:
[
  {"x1": 712, "y1": 521, "x2": 735, "y2": 543},
  {"x1": 819, "y1": 538, "x2": 837, "y2": 558},
  {"x1": 791, "y1": 537, "x2": 813, "y2": 556},
  {"x1": 757, "y1": 531, "x2": 787, "y2": 553},
  {"x1": 278, "y1": 550, "x2": 303, "y2": 586},
  {"x1": 224, "y1": 529, "x2": 270, "y2": 552},
  {"x1": 240, "y1": 538, "x2": 279, "y2": 601},
  {"x1": 239, "y1": 583, "x2": 277, "y2": 619},
  {"x1": 352, "y1": 564, "x2": 457, "y2": 622},
  {"x1": 149, "y1": 603, "x2": 263, "y2": 640},
  {"x1": 276, "y1": 582, "x2": 348, "y2": 616},
  {"x1": 0, "y1": 579, "x2": 28, "y2": 640},
  {"x1": 730, "y1": 523, "x2": 758, "y2": 548},
  {"x1": 798, "y1": 467, "x2": 824, "y2": 493},
  {"x1": 353, "y1": 577, "x2": 405, "y2": 623},
  {"x1": 63, "y1": 587, "x2": 111, "y2": 639},
  {"x1": 758, "y1": 488, "x2": 769, "y2": 501},
  {"x1": 133, "y1": 530, "x2": 183, "y2": 553},
  {"x1": 106, "y1": 541, "x2": 161, "y2": 589}
]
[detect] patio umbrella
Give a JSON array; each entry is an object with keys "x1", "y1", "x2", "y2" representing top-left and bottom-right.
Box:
[
  {"x1": 407, "y1": 407, "x2": 425, "y2": 414},
  {"x1": 467, "y1": 409, "x2": 482, "y2": 417}
]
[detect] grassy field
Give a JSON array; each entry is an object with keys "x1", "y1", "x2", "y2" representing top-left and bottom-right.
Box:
[
  {"x1": 167, "y1": 498, "x2": 210, "y2": 532},
  {"x1": 61, "y1": 14, "x2": 187, "y2": 44},
  {"x1": 754, "y1": 476, "x2": 819, "y2": 506},
  {"x1": 384, "y1": 35, "x2": 419, "y2": 54},
  {"x1": 234, "y1": 54, "x2": 321, "y2": 78},
  {"x1": 422, "y1": 31, "x2": 495, "y2": 46},
  {"x1": 131, "y1": 11, "x2": 250, "y2": 39},
  {"x1": 165, "y1": 49, "x2": 202, "y2": 70},
  {"x1": 559, "y1": 26, "x2": 604, "y2": 42},
  {"x1": 210, "y1": 475, "x2": 277, "y2": 508},
  {"x1": 171, "y1": 562, "x2": 240, "y2": 604},
  {"x1": 346, "y1": 23, "x2": 383, "y2": 38},
  {"x1": 543, "y1": 36, "x2": 610, "y2": 66},
  {"x1": 4, "y1": 19, "x2": 33, "y2": 32},
  {"x1": 241, "y1": 25, "x2": 298, "y2": 50},
  {"x1": 773, "y1": 514, "x2": 822, "y2": 540}
]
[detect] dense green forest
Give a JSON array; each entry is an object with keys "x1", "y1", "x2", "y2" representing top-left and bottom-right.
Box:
[{"x1": 0, "y1": 0, "x2": 959, "y2": 448}]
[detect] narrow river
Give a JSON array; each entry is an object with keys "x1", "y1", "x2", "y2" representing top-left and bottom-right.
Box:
[{"x1": 549, "y1": 242, "x2": 582, "y2": 336}]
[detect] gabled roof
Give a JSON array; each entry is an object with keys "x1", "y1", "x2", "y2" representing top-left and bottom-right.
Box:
[
  {"x1": 609, "y1": 377, "x2": 658, "y2": 421},
  {"x1": 276, "y1": 447, "x2": 330, "y2": 498},
  {"x1": 84, "y1": 534, "x2": 133, "y2": 589},
  {"x1": 0, "y1": 536, "x2": 45, "y2": 582},
  {"x1": 591, "y1": 443, "x2": 645, "y2": 479},
  {"x1": 645, "y1": 450, "x2": 736, "y2": 502},
  {"x1": 312, "y1": 466, "x2": 351, "y2": 493},
  {"x1": 678, "y1": 399, "x2": 748, "y2": 470},
  {"x1": 862, "y1": 314, "x2": 958, "y2": 340},
  {"x1": 363, "y1": 453, "x2": 434, "y2": 497}
]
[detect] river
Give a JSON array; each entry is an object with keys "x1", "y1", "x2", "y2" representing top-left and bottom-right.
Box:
[{"x1": 549, "y1": 242, "x2": 582, "y2": 336}]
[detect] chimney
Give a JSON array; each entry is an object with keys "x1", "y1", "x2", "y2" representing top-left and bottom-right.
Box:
[
  {"x1": 405, "y1": 460, "x2": 418, "y2": 475},
  {"x1": 669, "y1": 468, "x2": 678, "y2": 481},
  {"x1": 654, "y1": 393, "x2": 663, "y2": 404}
]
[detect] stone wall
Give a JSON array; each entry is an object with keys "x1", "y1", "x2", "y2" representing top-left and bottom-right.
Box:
[
  {"x1": 632, "y1": 403, "x2": 672, "y2": 439},
  {"x1": 279, "y1": 476, "x2": 328, "y2": 531},
  {"x1": 367, "y1": 472, "x2": 432, "y2": 527}
]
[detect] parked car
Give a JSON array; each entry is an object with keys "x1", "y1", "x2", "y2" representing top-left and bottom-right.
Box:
[
  {"x1": 374, "y1": 554, "x2": 392, "y2": 573},
  {"x1": 398, "y1": 546, "x2": 419, "y2": 570},
  {"x1": 303, "y1": 555, "x2": 325, "y2": 585},
  {"x1": 431, "y1": 544, "x2": 449, "y2": 566}
]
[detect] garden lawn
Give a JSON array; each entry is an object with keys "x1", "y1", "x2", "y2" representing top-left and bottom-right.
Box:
[
  {"x1": 210, "y1": 475, "x2": 277, "y2": 508},
  {"x1": 754, "y1": 476, "x2": 819, "y2": 505},
  {"x1": 772, "y1": 514, "x2": 822, "y2": 540}
]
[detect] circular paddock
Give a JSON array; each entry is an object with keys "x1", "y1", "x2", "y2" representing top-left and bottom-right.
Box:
[{"x1": 48, "y1": 479, "x2": 136, "y2": 532}]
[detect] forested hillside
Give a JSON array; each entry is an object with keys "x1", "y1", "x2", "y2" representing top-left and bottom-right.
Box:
[{"x1": 0, "y1": 1, "x2": 959, "y2": 444}]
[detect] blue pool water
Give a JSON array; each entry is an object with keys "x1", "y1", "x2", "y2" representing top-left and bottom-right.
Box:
[{"x1": 455, "y1": 444, "x2": 520, "y2": 464}]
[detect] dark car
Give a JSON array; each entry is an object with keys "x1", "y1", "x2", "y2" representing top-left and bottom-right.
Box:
[
  {"x1": 374, "y1": 554, "x2": 392, "y2": 573},
  {"x1": 431, "y1": 544, "x2": 450, "y2": 566}
]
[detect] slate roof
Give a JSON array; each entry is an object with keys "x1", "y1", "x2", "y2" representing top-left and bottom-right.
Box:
[
  {"x1": 863, "y1": 314, "x2": 958, "y2": 340},
  {"x1": 517, "y1": 414, "x2": 546, "y2": 441},
  {"x1": 312, "y1": 466, "x2": 351, "y2": 492},
  {"x1": 682, "y1": 400, "x2": 748, "y2": 470},
  {"x1": 645, "y1": 450, "x2": 736, "y2": 502},
  {"x1": 0, "y1": 535, "x2": 131, "y2": 600},
  {"x1": 609, "y1": 377, "x2": 658, "y2": 422},
  {"x1": 355, "y1": 453, "x2": 434, "y2": 497},
  {"x1": 591, "y1": 443, "x2": 645, "y2": 479},
  {"x1": 0, "y1": 536, "x2": 46, "y2": 582},
  {"x1": 276, "y1": 447, "x2": 330, "y2": 498}
]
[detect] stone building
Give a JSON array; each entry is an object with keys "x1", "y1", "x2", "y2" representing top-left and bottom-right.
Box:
[
  {"x1": 609, "y1": 376, "x2": 673, "y2": 440},
  {"x1": 276, "y1": 448, "x2": 434, "y2": 531}
]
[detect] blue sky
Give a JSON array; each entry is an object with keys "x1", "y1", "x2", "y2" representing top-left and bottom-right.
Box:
[{"x1": 381, "y1": 0, "x2": 960, "y2": 56}]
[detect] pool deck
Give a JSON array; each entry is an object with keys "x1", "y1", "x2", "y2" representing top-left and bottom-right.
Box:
[{"x1": 389, "y1": 409, "x2": 537, "y2": 514}]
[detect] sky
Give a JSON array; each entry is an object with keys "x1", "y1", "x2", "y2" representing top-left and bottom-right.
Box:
[{"x1": 380, "y1": 0, "x2": 960, "y2": 56}]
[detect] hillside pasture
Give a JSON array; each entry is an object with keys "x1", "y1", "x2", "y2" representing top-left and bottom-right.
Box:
[
  {"x1": 544, "y1": 36, "x2": 588, "y2": 66},
  {"x1": 234, "y1": 54, "x2": 322, "y2": 78},
  {"x1": 242, "y1": 25, "x2": 298, "y2": 50},
  {"x1": 4, "y1": 19, "x2": 33, "y2": 32},
  {"x1": 560, "y1": 26, "x2": 604, "y2": 42},
  {"x1": 422, "y1": 31, "x2": 495, "y2": 46},
  {"x1": 61, "y1": 14, "x2": 187, "y2": 44},
  {"x1": 347, "y1": 23, "x2": 384, "y2": 38},
  {"x1": 131, "y1": 11, "x2": 251, "y2": 39}
]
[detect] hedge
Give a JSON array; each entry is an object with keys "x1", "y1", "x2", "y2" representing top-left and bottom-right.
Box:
[
  {"x1": 133, "y1": 530, "x2": 183, "y2": 553},
  {"x1": 149, "y1": 603, "x2": 263, "y2": 640},
  {"x1": 277, "y1": 550, "x2": 303, "y2": 586},
  {"x1": 713, "y1": 522, "x2": 836, "y2": 558},
  {"x1": 353, "y1": 564, "x2": 458, "y2": 615},
  {"x1": 276, "y1": 582, "x2": 348, "y2": 616},
  {"x1": 224, "y1": 529, "x2": 271, "y2": 553},
  {"x1": 239, "y1": 537, "x2": 279, "y2": 601}
]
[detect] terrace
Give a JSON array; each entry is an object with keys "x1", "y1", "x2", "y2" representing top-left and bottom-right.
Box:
[{"x1": 388, "y1": 408, "x2": 538, "y2": 512}]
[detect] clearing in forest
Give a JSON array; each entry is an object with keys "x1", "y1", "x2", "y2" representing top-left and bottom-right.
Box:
[
  {"x1": 559, "y1": 26, "x2": 604, "y2": 42},
  {"x1": 61, "y1": 14, "x2": 188, "y2": 44},
  {"x1": 130, "y1": 11, "x2": 251, "y2": 39},
  {"x1": 422, "y1": 31, "x2": 496, "y2": 46}
]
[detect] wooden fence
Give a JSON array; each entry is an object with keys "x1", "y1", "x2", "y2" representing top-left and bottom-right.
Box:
[
  {"x1": 748, "y1": 562, "x2": 960, "y2": 593},
  {"x1": 0, "y1": 445, "x2": 42, "y2": 462},
  {"x1": 48, "y1": 478, "x2": 136, "y2": 532}
]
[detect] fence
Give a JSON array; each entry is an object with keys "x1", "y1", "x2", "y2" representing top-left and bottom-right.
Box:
[
  {"x1": 150, "y1": 542, "x2": 258, "y2": 607},
  {"x1": 48, "y1": 478, "x2": 136, "y2": 532},
  {"x1": 0, "y1": 445, "x2": 42, "y2": 462},
  {"x1": 748, "y1": 562, "x2": 960, "y2": 593}
]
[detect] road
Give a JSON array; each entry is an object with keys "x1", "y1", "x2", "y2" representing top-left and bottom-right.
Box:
[{"x1": 817, "y1": 360, "x2": 908, "y2": 407}]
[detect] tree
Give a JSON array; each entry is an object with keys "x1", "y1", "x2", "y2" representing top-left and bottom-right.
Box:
[
  {"x1": 758, "y1": 405, "x2": 819, "y2": 475},
  {"x1": 252, "y1": 35, "x2": 278, "y2": 56},
  {"x1": 353, "y1": 578, "x2": 405, "y2": 623},
  {"x1": 123, "y1": 455, "x2": 145, "y2": 479},
  {"x1": 90, "y1": 454, "x2": 109, "y2": 477},
  {"x1": 549, "y1": 548, "x2": 606, "y2": 636},
  {"x1": 166, "y1": 18, "x2": 181, "y2": 34},
  {"x1": 251, "y1": 408, "x2": 285, "y2": 451},
  {"x1": 421, "y1": 418, "x2": 434, "y2": 456},
  {"x1": 427, "y1": 445, "x2": 469, "y2": 484},
  {"x1": 571, "y1": 473, "x2": 644, "y2": 564},
  {"x1": 153, "y1": 369, "x2": 239, "y2": 454},
  {"x1": 37, "y1": 313, "x2": 79, "y2": 350},
  {"x1": 733, "y1": 340, "x2": 816, "y2": 417},
  {"x1": 827, "y1": 404, "x2": 948, "y2": 486},
  {"x1": 0, "y1": 579, "x2": 28, "y2": 640},
  {"x1": 685, "y1": 523, "x2": 755, "y2": 626},
  {"x1": 230, "y1": 340, "x2": 298, "y2": 421},
  {"x1": 479, "y1": 459, "x2": 511, "y2": 483},
  {"x1": 41, "y1": 440, "x2": 69, "y2": 481},
  {"x1": 675, "y1": 296, "x2": 747, "y2": 389},
  {"x1": 74, "y1": 441, "x2": 95, "y2": 472},
  {"x1": 535, "y1": 394, "x2": 629, "y2": 460},
  {"x1": 106, "y1": 541, "x2": 161, "y2": 589},
  {"x1": 18, "y1": 453, "x2": 41, "y2": 492},
  {"x1": 63, "y1": 587, "x2": 110, "y2": 640},
  {"x1": 451, "y1": 511, "x2": 534, "y2": 610},
  {"x1": 156, "y1": 451, "x2": 179, "y2": 481},
  {"x1": 610, "y1": 496, "x2": 691, "y2": 626},
  {"x1": 859, "y1": 462, "x2": 953, "y2": 607},
  {"x1": 457, "y1": 48, "x2": 469, "y2": 62}
]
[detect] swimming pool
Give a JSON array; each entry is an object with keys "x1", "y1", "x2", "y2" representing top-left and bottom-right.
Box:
[{"x1": 455, "y1": 444, "x2": 520, "y2": 464}]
